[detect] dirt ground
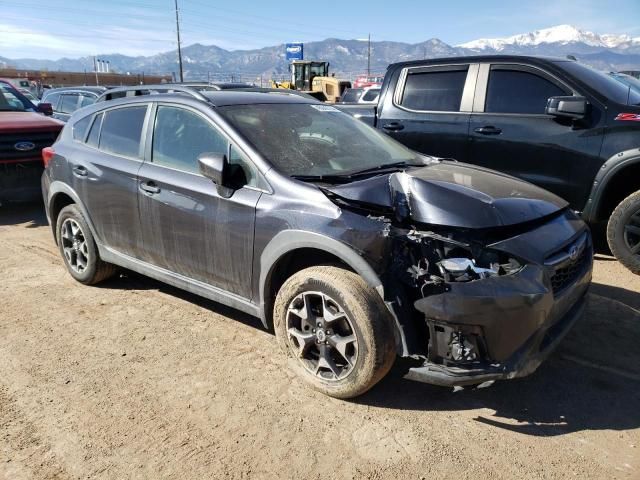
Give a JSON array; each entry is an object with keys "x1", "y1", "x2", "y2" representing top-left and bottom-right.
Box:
[{"x1": 1, "y1": 204, "x2": 639, "y2": 480}]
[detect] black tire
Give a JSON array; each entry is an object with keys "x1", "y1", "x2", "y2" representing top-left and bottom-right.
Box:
[
  {"x1": 56, "y1": 204, "x2": 117, "y2": 284},
  {"x1": 607, "y1": 190, "x2": 640, "y2": 274},
  {"x1": 273, "y1": 266, "x2": 396, "y2": 399}
]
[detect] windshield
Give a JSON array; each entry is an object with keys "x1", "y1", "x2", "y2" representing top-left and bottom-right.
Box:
[
  {"x1": 559, "y1": 61, "x2": 640, "y2": 105},
  {"x1": 609, "y1": 73, "x2": 640, "y2": 95},
  {"x1": 0, "y1": 83, "x2": 36, "y2": 112},
  {"x1": 218, "y1": 103, "x2": 421, "y2": 177}
]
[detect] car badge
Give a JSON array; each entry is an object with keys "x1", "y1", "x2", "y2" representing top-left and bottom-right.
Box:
[
  {"x1": 569, "y1": 245, "x2": 579, "y2": 261},
  {"x1": 14, "y1": 141, "x2": 36, "y2": 152}
]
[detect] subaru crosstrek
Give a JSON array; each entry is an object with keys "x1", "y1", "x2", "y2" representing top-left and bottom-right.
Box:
[{"x1": 42, "y1": 88, "x2": 592, "y2": 398}]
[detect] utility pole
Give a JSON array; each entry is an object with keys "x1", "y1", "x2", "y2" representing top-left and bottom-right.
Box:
[
  {"x1": 174, "y1": 0, "x2": 184, "y2": 82},
  {"x1": 367, "y1": 33, "x2": 371, "y2": 76}
]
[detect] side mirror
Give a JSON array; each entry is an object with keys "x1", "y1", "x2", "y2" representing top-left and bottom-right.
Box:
[
  {"x1": 37, "y1": 102, "x2": 53, "y2": 116},
  {"x1": 545, "y1": 96, "x2": 587, "y2": 120},
  {"x1": 198, "y1": 152, "x2": 226, "y2": 185}
]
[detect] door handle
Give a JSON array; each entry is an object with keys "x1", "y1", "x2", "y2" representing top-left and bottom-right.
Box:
[
  {"x1": 72, "y1": 165, "x2": 88, "y2": 177},
  {"x1": 382, "y1": 122, "x2": 405, "y2": 132},
  {"x1": 139, "y1": 181, "x2": 161, "y2": 194},
  {"x1": 474, "y1": 126, "x2": 502, "y2": 135}
]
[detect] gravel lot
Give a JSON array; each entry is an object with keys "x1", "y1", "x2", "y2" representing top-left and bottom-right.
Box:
[{"x1": 1, "y1": 204, "x2": 639, "y2": 480}]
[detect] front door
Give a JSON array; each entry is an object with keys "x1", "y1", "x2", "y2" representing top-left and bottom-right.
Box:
[
  {"x1": 468, "y1": 64, "x2": 604, "y2": 209},
  {"x1": 137, "y1": 104, "x2": 261, "y2": 298}
]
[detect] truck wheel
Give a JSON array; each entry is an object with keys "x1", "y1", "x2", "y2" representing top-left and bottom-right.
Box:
[
  {"x1": 56, "y1": 204, "x2": 116, "y2": 284},
  {"x1": 607, "y1": 190, "x2": 640, "y2": 274},
  {"x1": 273, "y1": 266, "x2": 396, "y2": 399}
]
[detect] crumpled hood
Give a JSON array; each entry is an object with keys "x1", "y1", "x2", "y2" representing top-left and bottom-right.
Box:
[{"x1": 324, "y1": 161, "x2": 569, "y2": 228}]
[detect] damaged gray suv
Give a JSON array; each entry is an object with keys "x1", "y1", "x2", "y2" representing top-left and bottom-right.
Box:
[{"x1": 42, "y1": 88, "x2": 592, "y2": 398}]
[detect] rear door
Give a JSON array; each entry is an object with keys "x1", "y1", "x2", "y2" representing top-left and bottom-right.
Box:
[
  {"x1": 70, "y1": 104, "x2": 150, "y2": 258},
  {"x1": 137, "y1": 103, "x2": 262, "y2": 298},
  {"x1": 468, "y1": 63, "x2": 604, "y2": 208},
  {"x1": 377, "y1": 63, "x2": 475, "y2": 161}
]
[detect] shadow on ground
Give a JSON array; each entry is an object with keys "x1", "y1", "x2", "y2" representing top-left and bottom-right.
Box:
[
  {"x1": 104, "y1": 269, "x2": 640, "y2": 437},
  {"x1": 356, "y1": 285, "x2": 640, "y2": 436},
  {"x1": 0, "y1": 202, "x2": 48, "y2": 228}
]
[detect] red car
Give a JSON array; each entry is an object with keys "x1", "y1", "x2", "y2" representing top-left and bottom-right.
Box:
[
  {"x1": 0, "y1": 81, "x2": 62, "y2": 204},
  {"x1": 353, "y1": 74, "x2": 384, "y2": 89}
]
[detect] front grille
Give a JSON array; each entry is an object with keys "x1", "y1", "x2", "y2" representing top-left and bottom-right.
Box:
[
  {"x1": 0, "y1": 131, "x2": 59, "y2": 162},
  {"x1": 546, "y1": 232, "x2": 591, "y2": 296}
]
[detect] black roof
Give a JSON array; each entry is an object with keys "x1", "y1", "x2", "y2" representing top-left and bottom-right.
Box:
[{"x1": 389, "y1": 54, "x2": 572, "y2": 70}]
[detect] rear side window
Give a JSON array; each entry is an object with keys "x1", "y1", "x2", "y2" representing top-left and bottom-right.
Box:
[
  {"x1": 485, "y1": 69, "x2": 567, "y2": 114},
  {"x1": 400, "y1": 68, "x2": 468, "y2": 111},
  {"x1": 152, "y1": 106, "x2": 227, "y2": 174},
  {"x1": 73, "y1": 115, "x2": 92, "y2": 141},
  {"x1": 362, "y1": 89, "x2": 380, "y2": 102},
  {"x1": 86, "y1": 113, "x2": 103, "y2": 148},
  {"x1": 59, "y1": 94, "x2": 79, "y2": 114},
  {"x1": 99, "y1": 106, "x2": 147, "y2": 158}
]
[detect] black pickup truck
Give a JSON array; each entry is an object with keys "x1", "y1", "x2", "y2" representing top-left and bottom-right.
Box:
[{"x1": 338, "y1": 55, "x2": 640, "y2": 274}]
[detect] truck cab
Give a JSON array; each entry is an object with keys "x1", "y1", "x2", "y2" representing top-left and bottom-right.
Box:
[{"x1": 339, "y1": 55, "x2": 640, "y2": 273}]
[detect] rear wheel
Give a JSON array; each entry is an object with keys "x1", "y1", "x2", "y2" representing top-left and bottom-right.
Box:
[
  {"x1": 56, "y1": 204, "x2": 116, "y2": 284},
  {"x1": 607, "y1": 190, "x2": 640, "y2": 274},
  {"x1": 273, "y1": 266, "x2": 396, "y2": 399}
]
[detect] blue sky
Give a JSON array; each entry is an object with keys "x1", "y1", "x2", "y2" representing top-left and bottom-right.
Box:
[{"x1": 1, "y1": 0, "x2": 639, "y2": 59}]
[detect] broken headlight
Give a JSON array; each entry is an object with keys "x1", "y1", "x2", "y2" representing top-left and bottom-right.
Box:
[{"x1": 437, "y1": 252, "x2": 523, "y2": 282}]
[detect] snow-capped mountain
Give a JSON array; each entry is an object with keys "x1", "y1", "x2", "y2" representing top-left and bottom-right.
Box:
[
  {"x1": 1, "y1": 25, "x2": 638, "y2": 80},
  {"x1": 458, "y1": 24, "x2": 640, "y2": 51}
]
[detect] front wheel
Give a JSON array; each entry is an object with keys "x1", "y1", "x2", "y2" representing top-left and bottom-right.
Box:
[
  {"x1": 607, "y1": 190, "x2": 640, "y2": 274},
  {"x1": 273, "y1": 266, "x2": 396, "y2": 399}
]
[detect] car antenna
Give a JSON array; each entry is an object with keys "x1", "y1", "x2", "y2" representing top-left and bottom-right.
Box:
[{"x1": 566, "y1": 55, "x2": 577, "y2": 61}]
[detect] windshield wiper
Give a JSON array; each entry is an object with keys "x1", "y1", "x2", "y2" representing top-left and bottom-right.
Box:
[
  {"x1": 292, "y1": 161, "x2": 413, "y2": 183},
  {"x1": 344, "y1": 161, "x2": 412, "y2": 177}
]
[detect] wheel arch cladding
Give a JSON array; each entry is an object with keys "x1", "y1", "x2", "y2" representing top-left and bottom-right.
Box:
[
  {"x1": 259, "y1": 230, "x2": 385, "y2": 327},
  {"x1": 583, "y1": 148, "x2": 640, "y2": 222},
  {"x1": 48, "y1": 182, "x2": 99, "y2": 244}
]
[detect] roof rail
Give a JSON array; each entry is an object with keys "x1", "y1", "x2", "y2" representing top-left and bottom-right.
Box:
[{"x1": 96, "y1": 84, "x2": 209, "y2": 102}]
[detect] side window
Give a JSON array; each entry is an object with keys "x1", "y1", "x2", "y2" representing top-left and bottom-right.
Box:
[
  {"x1": 152, "y1": 106, "x2": 227, "y2": 174},
  {"x1": 73, "y1": 115, "x2": 92, "y2": 142},
  {"x1": 86, "y1": 113, "x2": 103, "y2": 148},
  {"x1": 58, "y1": 94, "x2": 79, "y2": 114},
  {"x1": 400, "y1": 68, "x2": 468, "y2": 111},
  {"x1": 79, "y1": 94, "x2": 96, "y2": 108},
  {"x1": 485, "y1": 68, "x2": 568, "y2": 114},
  {"x1": 99, "y1": 106, "x2": 147, "y2": 158},
  {"x1": 43, "y1": 92, "x2": 61, "y2": 109},
  {"x1": 228, "y1": 145, "x2": 264, "y2": 189},
  {"x1": 362, "y1": 89, "x2": 380, "y2": 102}
]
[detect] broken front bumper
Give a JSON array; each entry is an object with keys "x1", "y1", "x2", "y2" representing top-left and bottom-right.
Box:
[{"x1": 406, "y1": 244, "x2": 592, "y2": 388}]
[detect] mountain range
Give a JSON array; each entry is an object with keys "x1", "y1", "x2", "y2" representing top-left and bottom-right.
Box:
[{"x1": 1, "y1": 25, "x2": 639, "y2": 81}]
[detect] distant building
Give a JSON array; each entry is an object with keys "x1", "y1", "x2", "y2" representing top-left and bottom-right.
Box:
[{"x1": 0, "y1": 68, "x2": 172, "y2": 88}]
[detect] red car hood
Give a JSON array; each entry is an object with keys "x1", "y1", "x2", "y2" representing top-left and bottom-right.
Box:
[{"x1": 0, "y1": 112, "x2": 64, "y2": 133}]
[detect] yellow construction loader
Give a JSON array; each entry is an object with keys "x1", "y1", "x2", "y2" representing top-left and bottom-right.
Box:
[{"x1": 270, "y1": 61, "x2": 351, "y2": 103}]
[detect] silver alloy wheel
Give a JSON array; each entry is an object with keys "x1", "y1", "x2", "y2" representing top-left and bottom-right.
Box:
[
  {"x1": 286, "y1": 291, "x2": 358, "y2": 381},
  {"x1": 624, "y1": 209, "x2": 640, "y2": 258},
  {"x1": 60, "y1": 218, "x2": 89, "y2": 274}
]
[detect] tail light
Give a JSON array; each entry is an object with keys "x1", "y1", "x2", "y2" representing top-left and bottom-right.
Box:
[{"x1": 42, "y1": 147, "x2": 55, "y2": 167}]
